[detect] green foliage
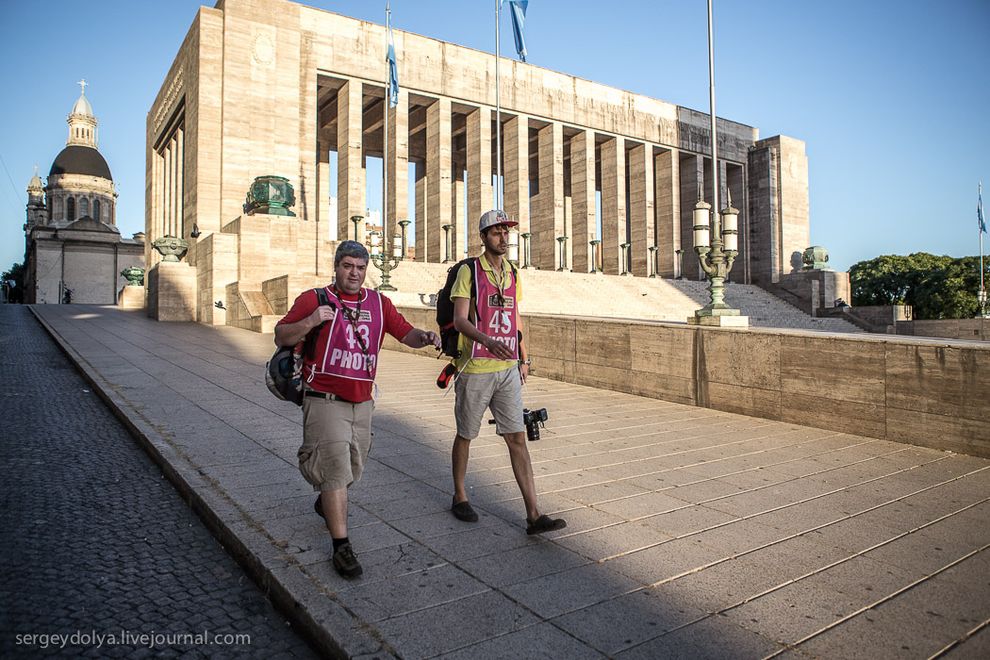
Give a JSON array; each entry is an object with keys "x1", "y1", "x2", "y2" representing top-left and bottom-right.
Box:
[
  {"x1": 2, "y1": 262, "x2": 24, "y2": 287},
  {"x1": 849, "y1": 253, "x2": 987, "y2": 319}
]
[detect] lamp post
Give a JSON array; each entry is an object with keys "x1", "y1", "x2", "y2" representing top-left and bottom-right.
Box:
[
  {"x1": 350, "y1": 215, "x2": 362, "y2": 242},
  {"x1": 691, "y1": 199, "x2": 746, "y2": 324},
  {"x1": 441, "y1": 224, "x2": 452, "y2": 263},
  {"x1": 620, "y1": 242, "x2": 632, "y2": 276},
  {"x1": 556, "y1": 235, "x2": 569, "y2": 271},
  {"x1": 371, "y1": 228, "x2": 402, "y2": 291},
  {"x1": 508, "y1": 228, "x2": 520, "y2": 266},
  {"x1": 689, "y1": 0, "x2": 747, "y2": 327},
  {"x1": 397, "y1": 219, "x2": 411, "y2": 260},
  {"x1": 648, "y1": 245, "x2": 659, "y2": 278},
  {"x1": 589, "y1": 239, "x2": 601, "y2": 273}
]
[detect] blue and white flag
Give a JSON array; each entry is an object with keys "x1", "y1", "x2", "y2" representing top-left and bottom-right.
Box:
[
  {"x1": 980, "y1": 184, "x2": 986, "y2": 234},
  {"x1": 387, "y1": 20, "x2": 398, "y2": 107},
  {"x1": 506, "y1": 0, "x2": 528, "y2": 62}
]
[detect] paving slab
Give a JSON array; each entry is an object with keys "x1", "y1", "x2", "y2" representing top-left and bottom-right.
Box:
[{"x1": 30, "y1": 305, "x2": 990, "y2": 659}]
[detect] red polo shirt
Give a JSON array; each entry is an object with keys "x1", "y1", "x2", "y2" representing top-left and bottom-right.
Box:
[{"x1": 277, "y1": 287, "x2": 413, "y2": 402}]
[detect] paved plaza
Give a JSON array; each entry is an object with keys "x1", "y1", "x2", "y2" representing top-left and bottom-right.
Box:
[{"x1": 24, "y1": 304, "x2": 990, "y2": 659}]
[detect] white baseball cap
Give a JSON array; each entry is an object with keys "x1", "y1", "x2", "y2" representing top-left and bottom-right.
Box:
[{"x1": 479, "y1": 209, "x2": 518, "y2": 233}]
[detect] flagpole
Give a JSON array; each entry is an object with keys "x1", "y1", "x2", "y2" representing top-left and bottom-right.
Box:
[
  {"x1": 383, "y1": 1, "x2": 391, "y2": 246},
  {"x1": 980, "y1": 182, "x2": 986, "y2": 314},
  {"x1": 495, "y1": 0, "x2": 502, "y2": 211}
]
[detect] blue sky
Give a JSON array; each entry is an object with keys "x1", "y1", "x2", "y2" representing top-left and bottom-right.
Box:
[{"x1": 1, "y1": 0, "x2": 987, "y2": 274}]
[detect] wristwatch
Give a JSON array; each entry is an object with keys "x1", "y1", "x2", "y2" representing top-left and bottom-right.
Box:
[{"x1": 520, "y1": 359, "x2": 532, "y2": 366}]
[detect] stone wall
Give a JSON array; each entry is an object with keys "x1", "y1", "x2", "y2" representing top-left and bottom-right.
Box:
[
  {"x1": 895, "y1": 318, "x2": 989, "y2": 342},
  {"x1": 385, "y1": 307, "x2": 990, "y2": 458}
]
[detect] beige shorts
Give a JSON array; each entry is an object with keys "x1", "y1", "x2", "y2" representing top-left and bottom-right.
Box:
[
  {"x1": 454, "y1": 366, "x2": 525, "y2": 440},
  {"x1": 298, "y1": 396, "x2": 374, "y2": 491}
]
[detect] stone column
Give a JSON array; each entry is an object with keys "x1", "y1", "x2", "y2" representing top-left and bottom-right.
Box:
[
  {"x1": 387, "y1": 88, "x2": 409, "y2": 240},
  {"x1": 426, "y1": 97, "x2": 452, "y2": 263},
  {"x1": 466, "y1": 106, "x2": 493, "y2": 229},
  {"x1": 164, "y1": 140, "x2": 173, "y2": 237},
  {"x1": 451, "y1": 165, "x2": 466, "y2": 259},
  {"x1": 534, "y1": 122, "x2": 564, "y2": 270},
  {"x1": 176, "y1": 127, "x2": 184, "y2": 239},
  {"x1": 727, "y1": 163, "x2": 747, "y2": 283},
  {"x1": 679, "y1": 153, "x2": 704, "y2": 280},
  {"x1": 316, "y1": 139, "x2": 332, "y2": 240},
  {"x1": 654, "y1": 148, "x2": 680, "y2": 278},
  {"x1": 601, "y1": 136, "x2": 626, "y2": 275},
  {"x1": 336, "y1": 80, "x2": 365, "y2": 242},
  {"x1": 414, "y1": 160, "x2": 426, "y2": 260},
  {"x1": 570, "y1": 130, "x2": 596, "y2": 273},
  {"x1": 628, "y1": 142, "x2": 654, "y2": 277},
  {"x1": 503, "y1": 114, "x2": 529, "y2": 233}
]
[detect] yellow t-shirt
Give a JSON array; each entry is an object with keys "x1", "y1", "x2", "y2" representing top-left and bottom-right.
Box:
[{"x1": 450, "y1": 254, "x2": 523, "y2": 374}]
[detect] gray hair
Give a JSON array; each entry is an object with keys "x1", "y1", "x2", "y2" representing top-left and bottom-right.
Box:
[{"x1": 334, "y1": 240, "x2": 370, "y2": 266}]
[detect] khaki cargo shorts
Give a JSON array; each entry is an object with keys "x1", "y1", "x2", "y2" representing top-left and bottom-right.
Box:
[
  {"x1": 454, "y1": 366, "x2": 525, "y2": 439},
  {"x1": 298, "y1": 397, "x2": 374, "y2": 491}
]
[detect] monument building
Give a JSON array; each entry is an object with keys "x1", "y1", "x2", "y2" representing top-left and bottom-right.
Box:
[
  {"x1": 24, "y1": 83, "x2": 144, "y2": 304},
  {"x1": 145, "y1": 0, "x2": 818, "y2": 326}
]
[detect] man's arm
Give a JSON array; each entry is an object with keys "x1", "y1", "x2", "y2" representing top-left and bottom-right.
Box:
[
  {"x1": 400, "y1": 328, "x2": 442, "y2": 350},
  {"x1": 274, "y1": 305, "x2": 335, "y2": 347}
]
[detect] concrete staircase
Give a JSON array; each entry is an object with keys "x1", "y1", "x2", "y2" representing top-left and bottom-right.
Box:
[{"x1": 360, "y1": 261, "x2": 861, "y2": 333}]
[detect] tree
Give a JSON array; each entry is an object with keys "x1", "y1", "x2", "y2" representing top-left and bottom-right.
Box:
[
  {"x1": 2, "y1": 262, "x2": 24, "y2": 288},
  {"x1": 849, "y1": 253, "x2": 986, "y2": 319}
]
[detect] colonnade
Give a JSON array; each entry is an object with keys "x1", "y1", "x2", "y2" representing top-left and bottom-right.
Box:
[
  {"x1": 152, "y1": 120, "x2": 185, "y2": 243},
  {"x1": 318, "y1": 77, "x2": 747, "y2": 280}
]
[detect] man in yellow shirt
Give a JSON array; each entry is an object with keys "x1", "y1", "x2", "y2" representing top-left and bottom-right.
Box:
[{"x1": 449, "y1": 210, "x2": 566, "y2": 535}]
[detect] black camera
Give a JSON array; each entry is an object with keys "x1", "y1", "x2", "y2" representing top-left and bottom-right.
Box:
[{"x1": 523, "y1": 407, "x2": 548, "y2": 442}]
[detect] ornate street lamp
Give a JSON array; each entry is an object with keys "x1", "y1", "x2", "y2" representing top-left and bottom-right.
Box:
[
  {"x1": 508, "y1": 228, "x2": 520, "y2": 265},
  {"x1": 371, "y1": 228, "x2": 402, "y2": 291},
  {"x1": 692, "y1": 199, "x2": 745, "y2": 323},
  {"x1": 690, "y1": 0, "x2": 747, "y2": 327}
]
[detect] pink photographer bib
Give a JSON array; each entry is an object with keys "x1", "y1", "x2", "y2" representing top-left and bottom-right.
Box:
[
  {"x1": 470, "y1": 259, "x2": 519, "y2": 360},
  {"x1": 310, "y1": 288, "x2": 384, "y2": 382}
]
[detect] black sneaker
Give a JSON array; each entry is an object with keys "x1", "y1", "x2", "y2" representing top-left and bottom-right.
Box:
[
  {"x1": 332, "y1": 543, "x2": 363, "y2": 578},
  {"x1": 451, "y1": 498, "x2": 479, "y2": 523}
]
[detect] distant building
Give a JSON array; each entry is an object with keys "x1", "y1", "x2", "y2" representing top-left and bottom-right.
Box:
[{"x1": 24, "y1": 83, "x2": 144, "y2": 304}]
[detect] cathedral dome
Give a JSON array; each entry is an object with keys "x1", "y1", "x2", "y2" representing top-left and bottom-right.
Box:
[
  {"x1": 71, "y1": 94, "x2": 94, "y2": 117},
  {"x1": 49, "y1": 145, "x2": 112, "y2": 181}
]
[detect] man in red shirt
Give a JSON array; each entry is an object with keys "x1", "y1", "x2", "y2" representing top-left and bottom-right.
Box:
[{"x1": 275, "y1": 240, "x2": 440, "y2": 578}]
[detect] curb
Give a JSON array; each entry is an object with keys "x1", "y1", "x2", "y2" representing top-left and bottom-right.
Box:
[{"x1": 30, "y1": 307, "x2": 395, "y2": 659}]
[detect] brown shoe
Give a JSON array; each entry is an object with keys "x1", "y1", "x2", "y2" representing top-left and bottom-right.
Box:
[{"x1": 332, "y1": 543, "x2": 363, "y2": 578}]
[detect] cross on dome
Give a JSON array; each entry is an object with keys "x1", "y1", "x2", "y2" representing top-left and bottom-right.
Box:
[{"x1": 78, "y1": 79, "x2": 87, "y2": 95}]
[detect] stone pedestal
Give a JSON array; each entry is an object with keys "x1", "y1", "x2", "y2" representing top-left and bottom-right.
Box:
[
  {"x1": 118, "y1": 286, "x2": 146, "y2": 309},
  {"x1": 688, "y1": 314, "x2": 750, "y2": 327},
  {"x1": 147, "y1": 262, "x2": 197, "y2": 321}
]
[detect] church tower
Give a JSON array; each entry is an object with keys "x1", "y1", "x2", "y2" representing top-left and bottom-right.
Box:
[{"x1": 25, "y1": 167, "x2": 46, "y2": 230}]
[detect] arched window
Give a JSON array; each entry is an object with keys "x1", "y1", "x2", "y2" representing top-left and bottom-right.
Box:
[
  {"x1": 54, "y1": 197, "x2": 62, "y2": 219},
  {"x1": 93, "y1": 199, "x2": 101, "y2": 221},
  {"x1": 80, "y1": 198, "x2": 89, "y2": 217},
  {"x1": 66, "y1": 197, "x2": 75, "y2": 221}
]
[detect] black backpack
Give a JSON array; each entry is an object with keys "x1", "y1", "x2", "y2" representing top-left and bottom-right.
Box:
[
  {"x1": 266, "y1": 288, "x2": 333, "y2": 405},
  {"x1": 435, "y1": 257, "x2": 517, "y2": 358}
]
